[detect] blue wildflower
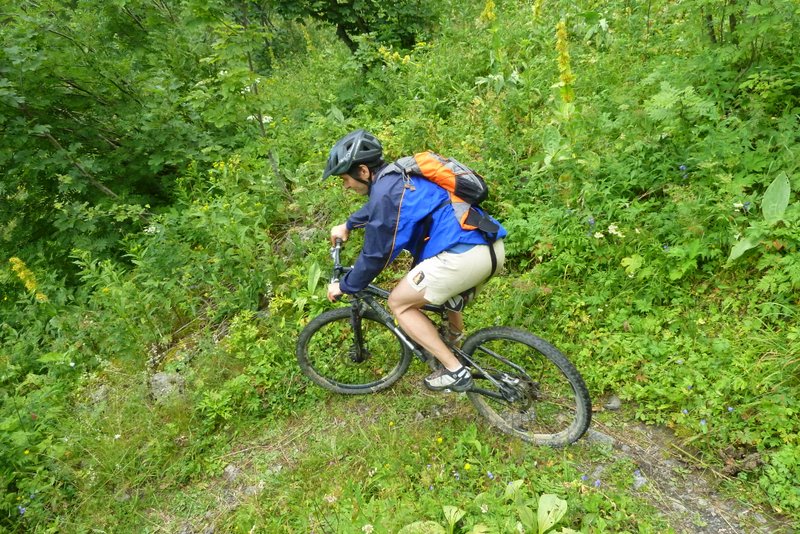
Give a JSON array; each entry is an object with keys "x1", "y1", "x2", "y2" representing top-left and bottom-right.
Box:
[
  {"x1": 454, "y1": 472, "x2": 460, "y2": 481},
  {"x1": 682, "y1": 409, "x2": 688, "y2": 415},
  {"x1": 581, "y1": 474, "x2": 588, "y2": 481},
  {"x1": 679, "y1": 165, "x2": 687, "y2": 171},
  {"x1": 487, "y1": 471, "x2": 495, "y2": 480},
  {"x1": 594, "y1": 480, "x2": 601, "y2": 487},
  {"x1": 728, "y1": 406, "x2": 734, "y2": 413},
  {"x1": 743, "y1": 202, "x2": 751, "y2": 213},
  {"x1": 700, "y1": 419, "x2": 707, "y2": 426},
  {"x1": 18, "y1": 506, "x2": 26, "y2": 516},
  {"x1": 429, "y1": 484, "x2": 434, "y2": 491},
  {"x1": 662, "y1": 244, "x2": 670, "y2": 251},
  {"x1": 587, "y1": 216, "x2": 595, "y2": 226}
]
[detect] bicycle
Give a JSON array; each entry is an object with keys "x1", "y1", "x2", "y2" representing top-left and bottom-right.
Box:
[{"x1": 296, "y1": 240, "x2": 592, "y2": 446}]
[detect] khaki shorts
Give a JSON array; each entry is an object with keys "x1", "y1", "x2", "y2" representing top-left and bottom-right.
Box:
[{"x1": 406, "y1": 240, "x2": 505, "y2": 305}]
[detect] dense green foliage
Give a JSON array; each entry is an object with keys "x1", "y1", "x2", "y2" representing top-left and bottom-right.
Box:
[{"x1": 2, "y1": 0, "x2": 799, "y2": 530}]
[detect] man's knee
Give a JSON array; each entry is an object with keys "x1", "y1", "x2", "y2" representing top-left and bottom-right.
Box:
[
  {"x1": 388, "y1": 282, "x2": 424, "y2": 315},
  {"x1": 387, "y1": 289, "x2": 409, "y2": 315}
]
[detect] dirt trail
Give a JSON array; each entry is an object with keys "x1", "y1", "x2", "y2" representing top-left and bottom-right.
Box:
[{"x1": 586, "y1": 420, "x2": 793, "y2": 534}]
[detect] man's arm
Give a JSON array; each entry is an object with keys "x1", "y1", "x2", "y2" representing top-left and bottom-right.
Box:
[{"x1": 339, "y1": 181, "x2": 403, "y2": 293}]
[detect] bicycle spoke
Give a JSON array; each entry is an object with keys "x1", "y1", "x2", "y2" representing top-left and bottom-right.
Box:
[
  {"x1": 464, "y1": 327, "x2": 591, "y2": 446},
  {"x1": 297, "y1": 308, "x2": 412, "y2": 394}
]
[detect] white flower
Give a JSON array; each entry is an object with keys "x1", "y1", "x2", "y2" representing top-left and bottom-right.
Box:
[
  {"x1": 481, "y1": 504, "x2": 489, "y2": 513},
  {"x1": 114, "y1": 434, "x2": 121, "y2": 440},
  {"x1": 144, "y1": 225, "x2": 159, "y2": 235},
  {"x1": 323, "y1": 494, "x2": 337, "y2": 504},
  {"x1": 69, "y1": 362, "x2": 76, "y2": 367},
  {"x1": 593, "y1": 232, "x2": 604, "y2": 239},
  {"x1": 362, "y1": 525, "x2": 374, "y2": 534},
  {"x1": 607, "y1": 224, "x2": 625, "y2": 238},
  {"x1": 246, "y1": 114, "x2": 273, "y2": 125}
]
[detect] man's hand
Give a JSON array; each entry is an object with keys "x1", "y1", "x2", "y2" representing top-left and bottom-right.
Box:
[
  {"x1": 327, "y1": 281, "x2": 344, "y2": 302},
  {"x1": 330, "y1": 223, "x2": 349, "y2": 245}
]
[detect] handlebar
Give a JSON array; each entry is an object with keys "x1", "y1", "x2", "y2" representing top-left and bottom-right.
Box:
[{"x1": 330, "y1": 238, "x2": 347, "y2": 283}]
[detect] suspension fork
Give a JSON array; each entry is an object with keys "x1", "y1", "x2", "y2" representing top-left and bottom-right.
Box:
[
  {"x1": 356, "y1": 295, "x2": 428, "y2": 362},
  {"x1": 348, "y1": 298, "x2": 367, "y2": 363}
]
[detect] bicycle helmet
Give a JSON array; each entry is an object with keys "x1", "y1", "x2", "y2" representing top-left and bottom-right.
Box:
[{"x1": 322, "y1": 129, "x2": 383, "y2": 179}]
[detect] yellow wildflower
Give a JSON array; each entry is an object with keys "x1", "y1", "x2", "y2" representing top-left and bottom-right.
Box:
[
  {"x1": 9, "y1": 257, "x2": 48, "y2": 302},
  {"x1": 532, "y1": 0, "x2": 544, "y2": 19},
  {"x1": 480, "y1": 0, "x2": 496, "y2": 23},
  {"x1": 555, "y1": 21, "x2": 575, "y2": 102}
]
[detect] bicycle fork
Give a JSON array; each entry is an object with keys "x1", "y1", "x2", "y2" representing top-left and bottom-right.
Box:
[{"x1": 349, "y1": 297, "x2": 429, "y2": 363}]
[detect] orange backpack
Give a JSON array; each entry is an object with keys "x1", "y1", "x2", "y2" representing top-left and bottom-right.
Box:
[
  {"x1": 392, "y1": 151, "x2": 500, "y2": 234},
  {"x1": 386, "y1": 151, "x2": 501, "y2": 276}
]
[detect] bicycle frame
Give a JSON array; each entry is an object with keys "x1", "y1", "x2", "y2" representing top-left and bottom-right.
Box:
[{"x1": 330, "y1": 241, "x2": 518, "y2": 401}]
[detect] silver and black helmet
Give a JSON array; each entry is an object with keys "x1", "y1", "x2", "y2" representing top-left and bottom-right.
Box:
[{"x1": 322, "y1": 129, "x2": 383, "y2": 179}]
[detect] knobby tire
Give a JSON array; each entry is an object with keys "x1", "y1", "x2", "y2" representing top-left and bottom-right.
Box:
[
  {"x1": 296, "y1": 308, "x2": 412, "y2": 394},
  {"x1": 462, "y1": 327, "x2": 591, "y2": 446}
]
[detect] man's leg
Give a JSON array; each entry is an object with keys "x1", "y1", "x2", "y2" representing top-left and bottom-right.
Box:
[
  {"x1": 387, "y1": 277, "x2": 462, "y2": 371},
  {"x1": 446, "y1": 310, "x2": 464, "y2": 344}
]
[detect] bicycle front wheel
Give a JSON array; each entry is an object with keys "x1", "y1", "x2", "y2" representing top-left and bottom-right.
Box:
[
  {"x1": 296, "y1": 308, "x2": 412, "y2": 395},
  {"x1": 462, "y1": 327, "x2": 591, "y2": 446}
]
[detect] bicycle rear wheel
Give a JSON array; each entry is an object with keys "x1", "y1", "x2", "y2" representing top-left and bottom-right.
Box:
[
  {"x1": 297, "y1": 308, "x2": 412, "y2": 394},
  {"x1": 462, "y1": 327, "x2": 591, "y2": 446}
]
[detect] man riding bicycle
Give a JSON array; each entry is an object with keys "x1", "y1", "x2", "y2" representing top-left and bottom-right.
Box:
[{"x1": 323, "y1": 129, "x2": 507, "y2": 392}]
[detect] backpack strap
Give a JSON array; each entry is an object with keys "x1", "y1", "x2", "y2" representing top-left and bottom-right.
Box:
[{"x1": 485, "y1": 231, "x2": 498, "y2": 278}]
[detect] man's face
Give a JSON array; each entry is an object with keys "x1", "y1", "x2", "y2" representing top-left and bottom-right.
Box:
[{"x1": 340, "y1": 166, "x2": 369, "y2": 196}]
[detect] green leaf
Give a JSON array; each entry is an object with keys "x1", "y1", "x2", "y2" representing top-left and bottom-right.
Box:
[
  {"x1": 37, "y1": 352, "x2": 67, "y2": 364},
  {"x1": 762, "y1": 172, "x2": 791, "y2": 225},
  {"x1": 329, "y1": 106, "x2": 345, "y2": 124},
  {"x1": 727, "y1": 236, "x2": 760, "y2": 263},
  {"x1": 538, "y1": 494, "x2": 568, "y2": 534},
  {"x1": 307, "y1": 262, "x2": 321, "y2": 294},
  {"x1": 504, "y1": 479, "x2": 525, "y2": 501},
  {"x1": 443, "y1": 505, "x2": 466, "y2": 530},
  {"x1": 542, "y1": 127, "x2": 566, "y2": 166},
  {"x1": 518, "y1": 504, "x2": 535, "y2": 530},
  {"x1": 621, "y1": 254, "x2": 643, "y2": 276}
]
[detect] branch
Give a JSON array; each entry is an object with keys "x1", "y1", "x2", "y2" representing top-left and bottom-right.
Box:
[
  {"x1": 122, "y1": 6, "x2": 147, "y2": 33},
  {"x1": 56, "y1": 77, "x2": 111, "y2": 106},
  {"x1": 41, "y1": 131, "x2": 120, "y2": 199}
]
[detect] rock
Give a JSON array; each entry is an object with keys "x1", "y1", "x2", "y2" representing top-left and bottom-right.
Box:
[
  {"x1": 89, "y1": 384, "x2": 109, "y2": 405},
  {"x1": 222, "y1": 464, "x2": 241, "y2": 484},
  {"x1": 633, "y1": 469, "x2": 648, "y2": 490},
  {"x1": 586, "y1": 429, "x2": 616, "y2": 447},
  {"x1": 150, "y1": 372, "x2": 185, "y2": 403},
  {"x1": 604, "y1": 395, "x2": 622, "y2": 411}
]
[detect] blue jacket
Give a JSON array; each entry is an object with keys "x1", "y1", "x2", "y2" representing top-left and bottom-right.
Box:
[{"x1": 339, "y1": 166, "x2": 507, "y2": 294}]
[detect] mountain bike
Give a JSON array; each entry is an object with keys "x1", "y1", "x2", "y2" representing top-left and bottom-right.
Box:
[{"x1": 296, "y1": 240, "x2": 592, "y2": 446}]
